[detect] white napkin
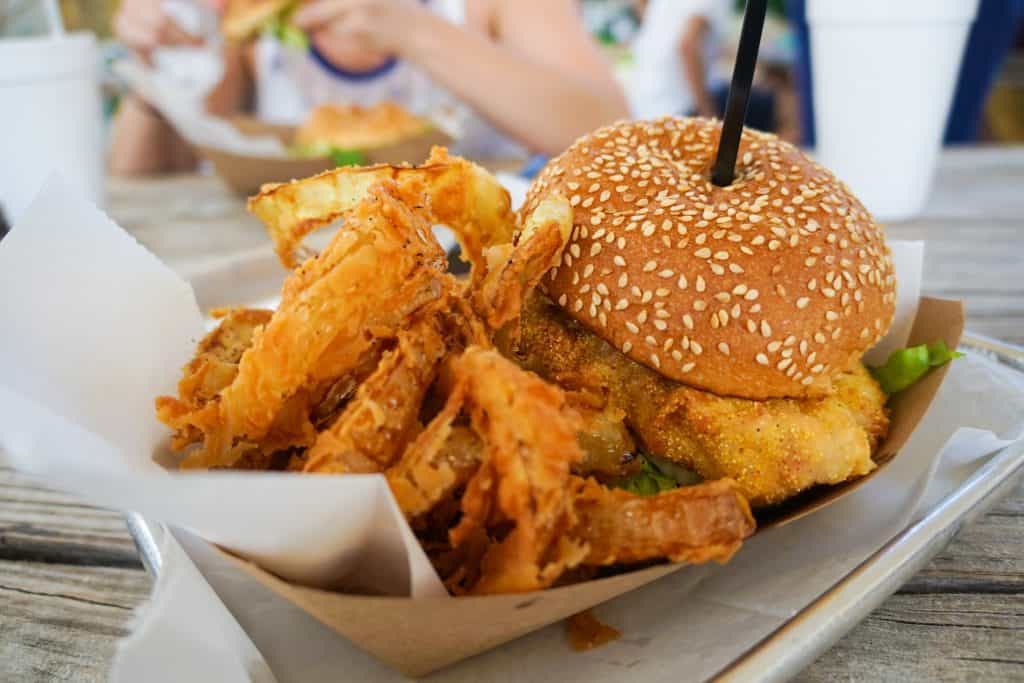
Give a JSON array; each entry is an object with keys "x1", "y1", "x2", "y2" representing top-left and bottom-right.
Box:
[
  {"x1": 113, "y1": 60, "x2": 287, "y2": 157},
  {"x1": 0, "y1": 177, "x2": 443, "y2": 597}
]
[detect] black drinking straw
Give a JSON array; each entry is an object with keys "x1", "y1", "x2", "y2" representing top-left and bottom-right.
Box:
[{"x1": 711, "y1": 0, "x2": 769, "y2": 187}]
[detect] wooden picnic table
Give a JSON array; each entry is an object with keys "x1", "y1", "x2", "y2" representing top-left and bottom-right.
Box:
[{"x1": 2, "y1": 147, "x2": 1023, "y2": 681}]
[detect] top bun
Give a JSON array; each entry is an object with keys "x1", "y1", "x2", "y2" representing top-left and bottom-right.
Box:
[{"x1": 521, "y1": 117, "x2": 895, "y2": 399}]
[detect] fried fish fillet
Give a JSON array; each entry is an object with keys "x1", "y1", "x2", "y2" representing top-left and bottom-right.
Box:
[{"x1": 510, "y1": 296, "x2": 889, "y2": 507}]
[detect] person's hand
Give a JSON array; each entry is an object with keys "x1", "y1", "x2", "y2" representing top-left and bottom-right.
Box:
[
  {"x1": 292, "y1": 0, "x2": 434, "y2": 57},
  {"x1": 114, "y1": 0, "x2": 203, "y2": 63}
]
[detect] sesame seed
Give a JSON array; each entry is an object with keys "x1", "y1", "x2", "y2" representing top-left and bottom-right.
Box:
[
  {"x1": 641, "y1": 290, "x2": 653, "y2": 303},
  {"x1": 677, "y1": 274, "x2": 688, "y2": 290},
  {"x1": 681, "y1": 362, "x2": 696, "y2": 373},
  {"x1": 777, "y1": 358, "x2": 792, "y2": 370},
  {"x1": 583, "y1": 264, "x2": 594, "y2": 278},
  {"x1": 745, "y1": 289, "x2": 759, "y2": 301},
  {"x1": 825, "y1": 310, "x2": 840, "y2": 321},
  {"x1": 714, "y1": 292, "x2": 731, "y2": 303},
  {"x1": 643, "y1": 260, "x2": 657, "y2": 272},
  {"x1": 683, "y1": 313, "x2": 694, "y2": 329},
  {"x1": 672, "y1": 350, "x2": 683, "y2": 361},
  {"x1": 637, "y1": 310, "x2": 648, "y2": 324},
  {"x1": 796, "y1": 297, "x2": 810, "y2": 309},
  {"x1": 590, "y1": 243, "x2": 603, "y2": 256},
  {"x1": 761, "y1": 321, "x2": 772, "y2": 337},
  {"x1": 746, "y1": 319, "x2": 757, "y2": 333},
  {"x1": 756, "y1": 353, "x2": 769, "y2": 365},
  {"x1": 801, "y1": 376, "x2": 815, "y2": 386},
  {"x1": 814, "y1": 332, "x2": 827, "y2": 344},
  {"x1": 622, "y1": 341, "x2": 633, "y2": 353},
  {"x1": 695, "y1": 247, "x2": 712, "y2": 259},
  {"x1": 733, "y1": 284, "x2": 748, "y2": 296},
  {"x1": 693, "y1": 300, "x2": 707, "y2": 311},
  {"x1": 654, "y1": 320, "x2": 668, "y2": 331},
  {"x1": 574, "y1": 299, "x2": 583, "y2": 312},
  {"x1": 658, "y1": 269, "x2": 675, "y2": 278},
  {"x1": 558, "y1": 294, "x2": 567, "y2": 306},
  {"x1": 696, "y1": 276, "x2": 706, "y2": 292},
  {"x1": 626, "y1": 321, "x2": 639, "y2": 334},
  {"x1": 596, "y1": 283, "x2": 609, "y2": 295},
  {"x1": 718, "y1": 342, "x2": 730, "y2": 355},
  {"x1": 691, "y1": 341, "x2": 703, "y2": 355},
  {"x1": 768, "y1": 341, "x2": 782, "y2": 352}
]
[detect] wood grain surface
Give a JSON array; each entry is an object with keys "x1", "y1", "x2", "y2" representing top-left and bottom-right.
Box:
[{"x1": 1, "y1": 148, "x2": 1022, "y2": 681}]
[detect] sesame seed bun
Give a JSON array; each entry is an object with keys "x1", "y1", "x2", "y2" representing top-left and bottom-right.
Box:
[{"x1": 521, "y1": 117, "x2": 896, "y2": 400}]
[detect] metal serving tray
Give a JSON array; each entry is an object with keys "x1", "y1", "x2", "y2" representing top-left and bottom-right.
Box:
[{"x1": 126, "y1": 252, "x2": 1024, "y2": 680}]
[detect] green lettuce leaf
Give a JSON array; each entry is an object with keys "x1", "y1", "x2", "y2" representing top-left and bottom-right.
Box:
[
  {"x1": 267, "y1": 8, "x2": 308, "y2": 50},
  {"x1": 870, "y1": 339, "x2": 963, "y2": 394},
  {"x1": 328, "y1": 148, "x2": 368, "y2": 167},
  {"x1": 289, "y1": 143, "x2": 368, "y2": 166},
  {"x1": 614, "y1": 454, "x2": 678, "y2": 496}
]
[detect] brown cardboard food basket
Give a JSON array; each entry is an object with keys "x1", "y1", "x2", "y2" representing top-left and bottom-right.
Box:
[
  {"x1": 198, "y1": 115, "x2": 454, "y2": 196},
  {"x1": 208, "y1": 297, "x2": 963, "y2": 678}
]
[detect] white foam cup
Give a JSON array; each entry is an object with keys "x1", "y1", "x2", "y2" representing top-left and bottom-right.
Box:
[
  {"x1": 0, "y1": 32, "x2": 104, "y2": 223},
  {"x1": 807, "y1": 0, "x2": 979, "y2": 221}
]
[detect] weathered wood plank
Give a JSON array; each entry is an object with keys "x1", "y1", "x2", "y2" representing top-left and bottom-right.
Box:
[
  {"x1": 0, "y1": 468, "x2": 141, "y2": 567},
  {"x1": 796, "y1": 593, "x2": 1024, "y2": 682},
  {"x1": 0, "y1": 560, "x2": 150, "y2": 683}
]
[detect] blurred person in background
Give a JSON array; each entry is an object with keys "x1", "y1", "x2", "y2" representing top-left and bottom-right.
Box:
[
  {"x1": 627, "y1": 0, "x2": 731, "y2": 119},
  {"x1": 109, "y1": 0, "x2": 629, "y2": 175}
]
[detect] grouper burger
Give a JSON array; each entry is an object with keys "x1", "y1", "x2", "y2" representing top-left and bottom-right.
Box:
[{"x1": 509, "y1": 116, "x2": 896, "y2": 507}]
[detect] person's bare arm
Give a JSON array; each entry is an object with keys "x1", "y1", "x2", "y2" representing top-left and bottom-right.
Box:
[
  {"x1": 109, "y1": 47, "x2": 252, "y2": 176},
  {"x1": 295, "y1": 0, "x2": 630, "y2": 155},
  {"x1": 679, "y1": 14, "x2": 716, "y2": 118},
  {"x1": 108, "y1": 95, "x2": 196, "y2": 176}
]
